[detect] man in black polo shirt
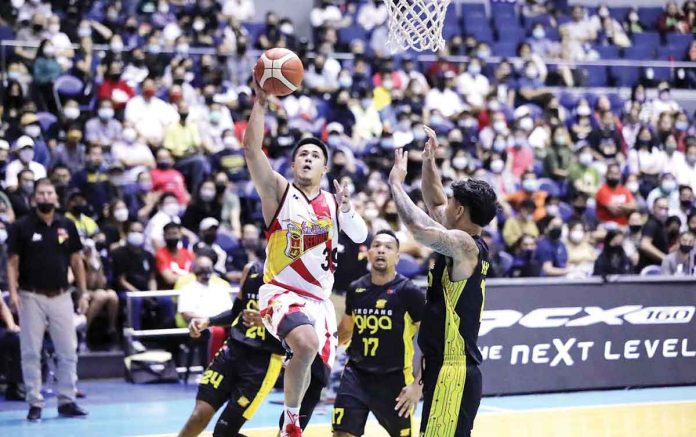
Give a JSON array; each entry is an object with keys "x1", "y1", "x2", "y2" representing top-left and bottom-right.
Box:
[
  {"x1": 638, "y1": 196, "x2": 671, "y2": 271},
  {"x1": 7, "y1": 178, "x2": 89, "y2": 421}
]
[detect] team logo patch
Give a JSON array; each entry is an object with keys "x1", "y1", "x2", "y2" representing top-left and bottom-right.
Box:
[
  {"x1": 400, "y1": 428, "x2": 411, "y2": 436},
  {"x1": 237, "y1": 396, "x2": 250, "y2": 407},
  {"x1": 57, "y1": 228, "x2": 68, "y2": 244},
  {"x1": 32, "y1": 233, "x2": 42, "y2": 242},
  {"x1": 355, "y1": 288, "x2": 366, "y2": 293},
  {"x1": 375, "y1": 299, "x2": 387, "y2": 309},
  {"x1": 284, "y1": 219, "x2": 332, "y2": 260}
]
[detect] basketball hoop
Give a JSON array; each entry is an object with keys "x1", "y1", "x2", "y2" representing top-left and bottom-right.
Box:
[{"x1": 386, "y1": 0, "x2": 452, "y2": 52}]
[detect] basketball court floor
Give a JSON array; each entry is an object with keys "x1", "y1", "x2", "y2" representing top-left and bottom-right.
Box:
[{"x1": 0, "y1": 379, "x2": 694, "y2": 436}]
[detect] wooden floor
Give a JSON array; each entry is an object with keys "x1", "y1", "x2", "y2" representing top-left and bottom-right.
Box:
[{"x1": 239, "y1": 400, "x2": 696, "y2": 437}]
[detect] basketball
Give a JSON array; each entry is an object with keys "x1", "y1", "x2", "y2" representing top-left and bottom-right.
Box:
[{"x1": 253, "y1": 48, "x2": 304, "y2": 97}]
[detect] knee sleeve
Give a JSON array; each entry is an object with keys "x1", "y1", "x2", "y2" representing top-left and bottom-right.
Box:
[{"x1": 212, "y1": 401, "x2": 248, "y2": 437}]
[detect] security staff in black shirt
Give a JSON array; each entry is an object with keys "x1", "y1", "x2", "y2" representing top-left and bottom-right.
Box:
[
  {"x1": 333, "y1": 230, "x2": 425, "y2": 437},
  {"x1": 7, "y1": 178, "x2": 89, "y2": 421},
  {"x1": 388, "y1": 130, "x2": 499, "y2": 437}
]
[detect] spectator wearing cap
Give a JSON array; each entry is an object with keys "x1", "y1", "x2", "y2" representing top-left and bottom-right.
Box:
[
  {"x1": 18, "y1": 113, "x2": 50, "y2": 167},
  {"x1": 182, "y1": 180, "x2": 222, "y2": 233},
  {"x1": 124, "y1": 78, "x2": 178, "y2": 144},
  {"x1": 5, "y1": 136, "x2": 47, "y2": 190},
  {"x1": 8, "y1": 170, "x2": 34, "y2": 220},
  {"x1": 192, "y1": 218, "x2": 227, "y2": 275},
  {"x1": 175, "y1": 253, "x2": 232, "y2": 362},
  {"x1": 227, "y1": 224, "x2": 265, "y2": 282},
  {"x1": 661, "y1": 231, "x2": 696, "y2": 275},
  {"x1": 85, "y1": 100, "x2": 122, "y2": 148},
  {"x1": 7, "y1": 178, "x2": 88, "y2": 420},
  {"x1": 647, "y1": 173, "x2": 680, "y2": 211},
  {"x1": 51, "y1": 124, "x2": 86, "y2": 174},
  {"x1": 65, "y1": 190, "x2": 99, "y2": 240},
  {"x1": 69, "y1": 145, "x2": 110, "y2": 217},
  {"x1": 155, "y1": 222, "x2": 194, "y2": 290},
  {"x1": 505, "y1": 171, "x2": 548, "y2": 222},
  {"x1": 596, "y1": 162, "x2": 636, "y2": 226},
  {"x1": 502, "y1": 199, "x2": 540, "y2": 249}
]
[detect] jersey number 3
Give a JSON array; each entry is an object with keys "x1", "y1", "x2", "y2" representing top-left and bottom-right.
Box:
[{"x1": 321, "y1": 247, "x2": 338, "y2": 271}]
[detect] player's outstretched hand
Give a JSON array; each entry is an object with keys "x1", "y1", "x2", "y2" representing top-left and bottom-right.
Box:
[
  {"x1": 242, "y1": 309, "x2": 264, "y2": 328},
  {"x1": 388, "y1": 148, "x2": 408, "y2": 185},
  {"x1": 189, "y1": 317, "x2": 210, "y2": 338},
  {"x1": 395, "y1": 382, "x2": 422, "y2": 418},
  {"x1": 333, "y1": 179, "x2": 352, "y2": 213},
  {"x1": 421, "y1": 125, "x2": 439, "y2": 160},
  {"x1": 250, "y1": 69, "x2": 268, "y2": 106}
]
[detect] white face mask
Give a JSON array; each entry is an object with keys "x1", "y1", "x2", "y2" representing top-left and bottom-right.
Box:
[
  {"x1": 127, "y1": 231, "x2": 145, "y2": 247},
  {"x1": 114, "y1": 208, "x2": 129, "y2": 223},
  {"x1": 490, "y1": 159, "x2": 504, "y2": 174},
  {"x1": 546, "y1": 204, "x2": 560, "y2": 217},
  {"x1": 519, "y1": 117, "x2": 534, "y2": 131},
  {"x1": 200, "y1": 189, "x2": 216, "y2": 202},
  {"x1": 223, "y1": 136, "x2": 237, "y2": 147},
  {"x1": 0, "y1": 229, "x2": 7, "y2": 244},
  {"x1": 99, "y1": 107, "x2": 114, "y2": 120},
  {"x1": 364, "y1": 209, "x2": 379, "y2": 220},
  {"x1": 122, "y1": 128, "x2": 137, "y2": 143},
  {"x1": 163, "y1": 202, "x2": 180, "y2": 217},
  {"x1": 25, "y1": 125, "x2": 41, "y2": 138},
  {"x1": 626, "y1": 181, "x2": 639, "y2": 193},
  {"x1": 19, "y1": 148, "x2": 34, "y2": 163},
  {"x1": 579, "y1": 153, "x2": 593, "y2": 166},
  {"x1": 49, "y1": 23, "x2": 60, "y2": 34},
  {"x1": 452, "y1": 156, "x2": 468, "y2": 170},
  {"x1": 569, "y1": 230, "x2": 585, "y2": 243},
  {"x1": 64, "y1": 106, "x2": 80, "y2": 120}
]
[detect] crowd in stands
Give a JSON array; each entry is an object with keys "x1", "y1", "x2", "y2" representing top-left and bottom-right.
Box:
[{"x1": 0, "y1": 0, "x2": 693, "y2": 357}]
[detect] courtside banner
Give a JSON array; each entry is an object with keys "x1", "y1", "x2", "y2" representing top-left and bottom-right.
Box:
[{"x1": 478, "y1": 276, "x2": 696, "y2": 395}]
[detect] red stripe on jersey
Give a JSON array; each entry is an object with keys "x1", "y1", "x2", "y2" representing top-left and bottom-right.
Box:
[
  {"x1": 289, "y1": 258, "x2": 322, "y2": 288},
  {"x1": 265, "y1": 218, "x2": 281, "y2": 240},
  {"x1": 309, "y1": 192, "x2": 331, "y2": 219},
  {"x1": 269, "y1": 279, "x2": 325, "y2": 301},
  {"x1": 326, "y1": 238, "x2": 334, "y2": 272},
  {"x1": 320, "y1": 318, "x2": 331, "y2": 366}
]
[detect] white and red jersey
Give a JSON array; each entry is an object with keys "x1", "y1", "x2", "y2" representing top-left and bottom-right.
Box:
[{"x1": 262, "y1": 184, "x2": 340, "y2": 300}]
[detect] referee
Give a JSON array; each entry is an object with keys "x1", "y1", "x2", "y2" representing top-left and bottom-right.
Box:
[{"x1": 7, "y1": 178, "x2": 89, "y2": 422}]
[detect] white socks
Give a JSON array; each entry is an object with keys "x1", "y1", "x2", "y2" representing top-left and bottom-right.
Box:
[{"x1": 284, "y1": 405, "x2": 300, "y2": 427}]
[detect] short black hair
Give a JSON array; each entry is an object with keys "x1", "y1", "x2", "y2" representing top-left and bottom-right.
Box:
[
  {"x1": 163, "y1": 222, "x2": 181, "y2": 232},
  {"x1": 373, "y1": 229, "x2": 400, "y2": 248},
  {"x1": 292, "y1": 137, "x2": 329, "y2": 163},
  {"x1": 451, "y1": 178, "x2": 499, "y2": 227}
]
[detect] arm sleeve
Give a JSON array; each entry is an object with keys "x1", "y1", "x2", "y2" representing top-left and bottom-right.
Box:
[
  {"x1": 209, "y1": 306, "x2": 237, "y2": 327},
  {"x1": 344, "y1": 281, "x2": 357, "y2": 315},
  {"x1": 339, "y1": 207, "x2": 368, "y2": 244},
  {"x1": 67, "y1": 221, "x2": 83, "y2": 254}
]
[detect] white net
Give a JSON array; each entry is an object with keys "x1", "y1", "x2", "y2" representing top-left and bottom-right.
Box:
[{"x1": 386, "y1": 0, "x2": 452, "y2": 52}]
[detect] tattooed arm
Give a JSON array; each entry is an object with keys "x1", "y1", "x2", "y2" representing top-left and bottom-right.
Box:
[
  {"x1": 420, "y1": 126, "x2": 448, "y2": 225},
  {"x1": 389, "y1": 148, "x2": 479, "y2": 262}
]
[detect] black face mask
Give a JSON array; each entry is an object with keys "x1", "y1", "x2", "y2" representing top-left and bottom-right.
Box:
[
  {"x1": 607, "y1": 245, "x2": 623, "y2": 253},
  {"x1": 202, "y1": 233, "x2": 216, "y2": 245},
  {"x1": 173, "y1": 78, "x2": 185, "y2": 86},
  {"x1": 629, "y1": 224, "x2": 642, "y2": 234},
  {"x1": 573, "y1": 205, "x2": 586, "y2": 215},
  {"x1": 215, "y1": 183, "x2": 226, "y2": 195},
  {"x1": 36, "y1": 202, "x2": 55, "y2": 213},
  {"x1": 95, "y1": 241, "x2": 107, "y2": 252},
  {"x1": 548, "y1": 227, "x2": 562, "y2": 240},
  {"x1": 332, "y1": 163, "x2": 344, "y2": 173},
  {"x1": 523, "y1": 249, "x2": 535, "y2": 260},
  {"x1": 165, "y1": 238, "x2": 179, "y2": 250},
  {"x1": 157, "y1": 161, "x2": 173, "y2": 170},
  {"x1": 681, "y1": 200, "x2": 693, "y2": 209},
  {"x1": 606, "y1": 178, "x2": 620, "y2": 188},
  {"x1": 179, "y1": 112, "x2": 189, "y2": 121},
  {"x1": 71, "y1": 204, "x2": 87, "y2": 216},
  {"x1": 679, "y1": 244, "x2": 694, "y2": 254},
  {"x1": 384, "y1": 212, "x2": 399, "y2": 222}
]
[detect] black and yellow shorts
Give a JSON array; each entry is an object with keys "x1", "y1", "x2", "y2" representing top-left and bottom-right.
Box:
[
  {"x1": 196, "y1": 340, "x2": 282, "y2": 419},
  {"x1": 419, "y1": 361, "x2": 482, "y2": 437},
  {"x1": 332, "y1": 363, "x2": 415, "y2": 437}
]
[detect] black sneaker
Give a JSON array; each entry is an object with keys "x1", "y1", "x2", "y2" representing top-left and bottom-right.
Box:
[
  {"x1": 58, "y1": 402, "x2": 88, "y2": 418},
  {"x1": 27, "y1": 406, "x2": 42, "y2": 422}
]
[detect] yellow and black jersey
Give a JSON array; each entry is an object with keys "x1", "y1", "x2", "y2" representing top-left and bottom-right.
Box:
[
  {"x1": 229, "y1": 262, "x2": 284, "y2": 355},
  {"x1": 418, "y1": 236, "x2": 489, "y2": 366},
  {"x1": 345, "y1": 273, "x2": 425, "y2": 376}
]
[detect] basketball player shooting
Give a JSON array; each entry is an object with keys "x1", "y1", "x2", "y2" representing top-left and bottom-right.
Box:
[
  {"x1": 244, "y1": 76, "x2": 368, "y2": 437},
  {"x1": 388, "y1": 127, "x2": 499, "y2": 437}
]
